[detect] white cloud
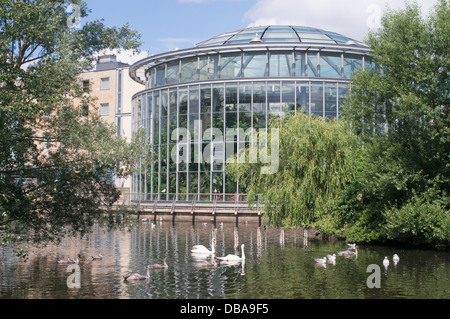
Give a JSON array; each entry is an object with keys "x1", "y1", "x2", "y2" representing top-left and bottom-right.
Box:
[{"x1": 244, "y1": 0, "x2": 438, "y2": 42}]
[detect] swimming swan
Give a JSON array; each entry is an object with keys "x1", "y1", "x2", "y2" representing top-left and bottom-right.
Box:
[
  {"x1": 383, "y1": 256, "x2": 390, "y2": 268},
  {"x1": 123, "y1": 267, "x2": 151, "y2": 281},
  {"x1": 191, "y1": 239, "x2": 216, "y2": 254},
  {"x1": 217, "y1": 244, "x2": 245, "y2": 262},
  {"x1": 148, "y1": 257, "x2": 168, "y2": 269},
  {"x1": 393, "y1": 254, "x2": 400, "y2": 264}
]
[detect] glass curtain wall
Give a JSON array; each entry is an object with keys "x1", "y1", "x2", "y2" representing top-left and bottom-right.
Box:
[{"x1": 133, "y1": 79, "x2": 353, "y2": 201}]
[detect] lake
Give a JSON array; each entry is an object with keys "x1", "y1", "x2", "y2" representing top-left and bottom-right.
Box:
[{"x1": 0, "y1": 218, "x2": 448, "y2": 299}]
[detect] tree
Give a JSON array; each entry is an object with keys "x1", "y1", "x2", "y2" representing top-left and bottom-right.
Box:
[
  {"x1": 340, "y1": 0, "x2": 449, "y2": 245},
  {"x1": 227, "y1": 113, "x2": 361, "y2": 230},
  {"x1": 0, "y1": 0, "x2": 145, "y2": 247}
]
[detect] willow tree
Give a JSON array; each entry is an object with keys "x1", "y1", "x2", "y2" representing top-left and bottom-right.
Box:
[
  {"x1": 0, "y1": 0, "x2": 144, "y2": 247},
  {"x1": 227, "y1": 113, "x2": 361, "y2": 230}
]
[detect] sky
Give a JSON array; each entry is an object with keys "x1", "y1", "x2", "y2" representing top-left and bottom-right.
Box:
[{"x1": 84, "y1": 0, "x2": 439, "y2": 64}]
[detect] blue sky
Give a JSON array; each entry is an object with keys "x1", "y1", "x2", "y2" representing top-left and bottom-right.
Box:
[
  {"x1": 84, "y1": 0, "x2": 439, "y2": 63},
  {"x1": 86, "y1": 0, "x2": 256, "y2": 55}
]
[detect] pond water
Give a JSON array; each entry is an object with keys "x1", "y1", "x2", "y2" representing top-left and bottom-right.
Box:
[{"x1": 0, "y1": 219, "x2": 448, "y2": 299}]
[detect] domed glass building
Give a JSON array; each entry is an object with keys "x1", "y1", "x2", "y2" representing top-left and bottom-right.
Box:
[{"x1": 130, "y1": 26, "x2": 372, "y2": 202}]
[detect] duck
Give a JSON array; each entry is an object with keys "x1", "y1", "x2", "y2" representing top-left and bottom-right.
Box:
[
  {"x1": 91, "y1": 253, "x2": 104, "y2": 261},
  {"x1": 393, "y1": 254, "x2": 400, "y2": 264},
  {"x1": 123, "y1": 266, "x2": 151, "y2": 281},
  {"x1": 147, "y1": 257, "x2": 168, "y2": 270},
  {"x1": 191, "y1": 238, "x2": 216, "y2": 254},
  {"x1": 383, "y1": 256, "x2": 390, "y2": 268},
  {"x1": 217, "y1": 244, "x2": 245, "y2": 262},
  {"x1": 337, "y1": 247, "x2": 358, "y2": 258},
  {"x1": 314, "y1": 257, "x2": 327, "y2": 267}
]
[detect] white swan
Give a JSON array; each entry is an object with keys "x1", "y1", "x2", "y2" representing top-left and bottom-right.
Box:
[
  {"x1": 347, "y1": 243, "x2": 357, "y2": 249},
  {"x1": 123, "y1": 267, "x2": 151, "y2": 281},
  {"x1": 148, "y1": 257, "x2": 168, "y2": 270},
  {"x1": 393, "y1": 254, "x2": 400, "y2": 264},
  {"x1": 383, "y1": 256, "x2": 390, "y2": 268},
  {"x1": 217, "y1": 244, "x2": 245, "y2": 262},
  {"x1": 191, "y1": 238, "x2": 216, "y2": 254}
]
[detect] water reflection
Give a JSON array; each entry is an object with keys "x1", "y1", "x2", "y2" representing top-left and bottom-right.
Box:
[{"x1": 0, "y1": 220, "x2": 449, "y2": 299}]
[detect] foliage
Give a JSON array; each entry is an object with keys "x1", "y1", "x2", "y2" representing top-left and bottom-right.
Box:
[
  {"x1": 227, "y1": 112, "x2": 361, "y2": 230},
  {"x1": 340, "y1": 0, "x2": 449, "y2": 246},
  {"x1": 0, "y1": 0, "x2": 145, "y2": 247}
]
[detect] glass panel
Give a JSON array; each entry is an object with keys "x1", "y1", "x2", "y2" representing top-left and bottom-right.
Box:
[
  {"x1": 189, "y1": 173, "x2": 199, "y2": 199},
  {"x1": 296, "y1": 82, "x2": 309, "y2": 114},
  {"x1": 220, "y1": 53, "x2": 242, "y2": 78},
  {"x1": 169, "y1": 89, "x2": 177, "y2": 117},
  {"x1": 161, "y1": 90, "x2": 168, "y2": 117},
  {"x1": 268, "y1": 82, "x2": 281, "y2": 117},
  {"x1": 212, "y1": 112, "x2": 224, "y2": 135},
  {"x1": 239, "y1": 82, "x2": 252, "y2": 112},
  {"x1": 239, "y1": 112, "x2": 252, "y2": 135},
  {"x1": 208, "y1": 55, "x2": 219, "y2": 79},
  {"x1": 343, "y1": 54, "x2": 363, "y2": 78},
  {"x1": 160, "y1": 116, "x2": 168, "y2": 144},
  {"x1": 199, "y1": 56, "x2": 209, "y2": 81},
  {"x1": 200, "y1": 85, "x2": 211, "y2": 113},
  {"x1": 199, "y1": 169, "x2": 210, "y2": 200},
  {"x1": 153, "y1": 91, "x2": 160, "y2": 145},
  {"x1": 212, "y1": 141, "x2": 224, "y2": 171},
  {"x1": 179, "y1": 87, "x2": 188, "y2": 115},
  {"x1": 338, "y1": 84, "x2": 349, "y2": 117},
  {"x1": 181, "y1": 57, "x2": 198, "y2": 82},
  {"x1": 307, "y1": 52, "x2": 318, "y2": 77},
  {"x1": 310, "y1": 83, "x2": 324, "y2": 118},
  {"x1": 189, "y1": 86, "x2": 200, "y2": 142},
  {"x1": 295, "y1": 52, "x2": 306, "y2": 77},
  {"x1": 166, "y1": 61, "x2": 179, "y2": 85},
  {"x1": 212, "y1": 173, "x2": 223, "y2": 199},
  {"x1": 212, "y1": 84, "x2": 224, "y2": 113},
  {"x1": 282, "y1": 82, "x2": 295, "y2": 113},
  {"x1": 178, "y1": 172, "x2": 187, "y2": 200},
  {"x1": 226, "y1": 112, "x2": 238, "y2": 131},
  {"x1": 169, "y1": 173, "x2": 176, "y2": 197},
  {"x1": 156, "y1": 65, "x2": 165, "y2": 86},
  {"x1": 225, "y1": 83, "x2": 238, "y2": 111},
  {"x1": 325, "y1": 83, "x2": 337, "y2": 117},
  {"x1": 243, "y1": 53, "x2": 267, "y2": 78},
  {"x1": 269, "y1": 52, "x2": 293, "y2": 77},
  {"x1": 320, "y1": 52, "x2": 342, "y2": 78},
  {"x1": 146, "y1": 94, "x2": 152, "y2": 131}
]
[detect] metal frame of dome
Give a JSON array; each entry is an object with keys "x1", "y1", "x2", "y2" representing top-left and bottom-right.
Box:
[
  {"x1": 195, "y1": 25, "x2": 366, "y2": 47},
  {"x1": 130, "y1": 25, "x2": 369, "y2": 85}
]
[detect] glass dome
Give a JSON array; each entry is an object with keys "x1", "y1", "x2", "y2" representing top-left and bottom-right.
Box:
[{"x1": 195, "y1": 25, "x2": 366, "y2": 48}]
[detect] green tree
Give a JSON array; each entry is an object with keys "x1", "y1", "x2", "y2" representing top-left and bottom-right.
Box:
[
  {"x1": 341, "y1": 0, "x2": 449, "y2": 245},
  {"x1": 0, "y1": 0, "x2": 145, "y2": 247},
  {"x1": 227, "y1": 113, "x2": 361, "y2": 230}
]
